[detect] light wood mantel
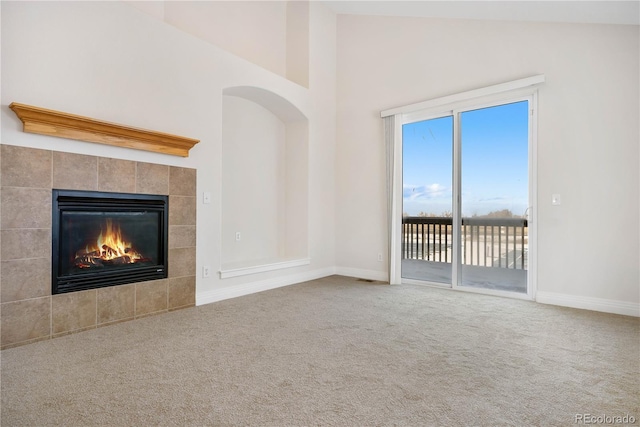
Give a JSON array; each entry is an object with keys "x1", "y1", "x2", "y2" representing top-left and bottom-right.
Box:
[{"x1": 9, "y1": 103, "x2": 199, "y2": 157}]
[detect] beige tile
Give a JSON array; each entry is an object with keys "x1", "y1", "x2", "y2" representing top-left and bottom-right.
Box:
[
  {"x1": 97, "y1": 284, "x2": 135, "y2": 325},
  {"x1": 169, "y1": 166, "x2": 196, "y2": 196},
  {"x1": 53, "y1": 152, "x2": 97, "y2": 191},
  {"x1": 52, "y1": 289, "x2": 97, "y2": 334},
  {"x1": 1, "y1": 187, "x2": 52, "y2": 229},
  {"x1": 1, "y1": 229, "x2": 50, "y2": 261},
  {"x1": 136, "y1": 162, "x2": 168, "y2": 195},
  {"x1": 1, "y1": 258, "x2": 50, "y2": 303},
  {"x1": 135, "y1": 279, "x2": 168, "y2": 317},
  {"x1": 168, "y1": 276, "x2": 195, "y2": 310},
  {"x1": 98, "y1": 158, "x2": 136, "y2": 193},
  {"x1": 0, "y1": 145, "x2": 52, "y2": 188},
  {"x1": 168, "y1": 247, "x2": 196, "y2": 278},
  {"x1": 169, "y1": 196, "x2": 196, "y2": 226},
  {"x1": 169, "y1": 225, "x2": 196, "y2": 249},
  {"x1": 1, "y1": 297, "x2": 51, "y2": 348}
]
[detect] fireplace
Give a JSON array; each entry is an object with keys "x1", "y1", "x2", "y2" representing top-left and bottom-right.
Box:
[{"x1": 52, "y1": 189, "x2": 169, "y2": 294}]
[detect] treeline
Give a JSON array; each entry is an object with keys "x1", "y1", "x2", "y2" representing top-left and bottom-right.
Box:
[{"x1": 403, "y1": 209, "x2": 525, "y2": 218}]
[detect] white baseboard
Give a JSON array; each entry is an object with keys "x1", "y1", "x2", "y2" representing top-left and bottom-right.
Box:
[
  {"x1": 196, "y1": 267, "x2": 336, "y2": 306},
  {"x1": 334, "y1": 267, "x2": 388, "y2": 282},
  {"x1": 536, "y1": 291, "x2": 640, "y2": 317},
  {"x1": 198, "y1": 265, "x2": 638, "y2": 318},
  {"x1": 219, "y1": 258, "x2": 311, "y2": 279}
]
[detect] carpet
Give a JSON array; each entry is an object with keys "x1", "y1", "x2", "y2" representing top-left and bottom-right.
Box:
[{"x1": 1, "y1": 275, "x2": 638, "y2": 426}]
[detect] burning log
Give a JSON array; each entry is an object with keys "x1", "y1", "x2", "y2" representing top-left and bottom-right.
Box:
[
  {"x1": 105, "y1": 255, "x2": 132, "y2": 265},
  {"x1": 101, "y1": 244, "x2": 119, "y2": 258},
  {"x1": 74, "y1": 256, "x2": 103, "y2": 268},
  {"x1": 72, "y1": 220, "x2": 146, "y2": 269},
  {"x1": 75, "y1": 249, "x2": 100, "y2": 258}
]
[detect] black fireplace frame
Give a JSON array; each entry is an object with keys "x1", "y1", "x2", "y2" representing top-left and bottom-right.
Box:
[{"x1": 52, "y1": 189, "x2": 169, "y2": 295}]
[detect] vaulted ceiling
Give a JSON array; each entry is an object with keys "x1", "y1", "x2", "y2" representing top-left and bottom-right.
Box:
[{"x1": 322, "y1": 1, "x2": 640, "y2": 26}]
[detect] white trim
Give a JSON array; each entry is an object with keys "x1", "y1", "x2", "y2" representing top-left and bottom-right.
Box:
[
  {"x1": 405, "y1": 277, "x2": 534, "y2": 301},
  {"x1": 390, "y1": 114, "x2": 403, "y2": 285},
  {"x1": 451, "y1": 106, "x2": 461, "y2": 289},
  {"x1": 335, "y1": 266, "x2": 389, "y2": 282},
  {"x1": 198, "y1": 267, "x2": 335, "y2": 306},
  {"x1": 198, "y1": 265, "x2": 639, "y2": 317},
  {"x1": 219, "y1": 258, "x2": 311, "y2": 279},
  {"x1": 402, "y1": 110, "x2": 453, "y2": 128},
  {"x1": 527, "y1": 91, "x2": 539, "y2": 300},
  {"x1": 536, "y1": 291, "x2": 640, "y2": 317},
  {"x1": 381, "y1": 75, "x2": 545, "y2": 118},
  {"x1": 402, "y1": 87, "x2": 541, "y2": 126},
  {"x1": 402, "y1": 278, "x2": 450, "y2": 288}
]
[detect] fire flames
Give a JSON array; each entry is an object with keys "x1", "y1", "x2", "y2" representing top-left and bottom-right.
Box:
[{"x1": 74, "y1": 219, "x2": 147, "y2": 268}]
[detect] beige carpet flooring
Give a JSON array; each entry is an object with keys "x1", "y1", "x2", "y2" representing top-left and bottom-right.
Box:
[{"x1": 1, "y1": 275, "x2": 638, "y2": 426}]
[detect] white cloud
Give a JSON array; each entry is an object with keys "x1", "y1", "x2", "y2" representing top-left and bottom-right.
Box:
[{"x1": 403, "y1": 183, "x2": 449, "y2": 200}]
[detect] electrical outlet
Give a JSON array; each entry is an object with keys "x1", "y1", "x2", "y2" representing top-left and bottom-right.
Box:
[
  {"x1": 202, "y1": 266, "x2": 210, "y2": 278},
  {"x1": 203, "y1": 192, "x2": 211, "y2": 204},
  {"x1": 235, "y1": 232, "x2": 241, "y2": 241},
  {"x1": 378, "y1": 253, "x2": 383, "y2": 262}
]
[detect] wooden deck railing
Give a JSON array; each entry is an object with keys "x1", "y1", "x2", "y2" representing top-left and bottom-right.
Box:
[{"x1": 402, "y1": 216, "x2": 528, "y2": 270}]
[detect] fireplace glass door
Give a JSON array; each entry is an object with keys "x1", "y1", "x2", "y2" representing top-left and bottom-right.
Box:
[{"x1": 52, "y1": 190, "x2": 168, "y2": 294}]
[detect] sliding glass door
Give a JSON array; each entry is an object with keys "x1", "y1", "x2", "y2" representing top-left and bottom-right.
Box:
[
  {"x1": 401, "y1": 98, "x2": 531, "y2": 296},
  {"x1": 401, "y1": 115, "x2": 453, "y2": 284},
  {"x1": 459, "y1": 101, "x2": 529, "y2": 293}
]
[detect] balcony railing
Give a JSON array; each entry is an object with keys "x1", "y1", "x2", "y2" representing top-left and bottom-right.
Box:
[{"x1": 402, "y1": 216, "x2": 528, "y2": 270}]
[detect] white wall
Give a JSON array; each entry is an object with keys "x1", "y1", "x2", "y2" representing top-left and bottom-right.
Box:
[
  {"x1": 222, "y1": 95, "x2": 286, "y2": 266},
  {"x1": 335, "y1": 15, "x2": 639, "y2": 310},
  {"x1": 221, "y1": 91, "x2": 309, "y2": 268},
  {"x1": 286, "y1": 1, "x2": 309, "y2": 87},
  {"x1": 1, "y1": 1, "x2": 337, "y2": 303},
  {"x1": 125, "y1": 1, "x2": 164, "y2": 20},
  {"x1": 161, "y1": 0, "x2": 311, "y2": 87},
  {"x1": 307, "y1": 1, "x2": 337, "y2": 272},
  {"x1": 163, "y1": 1, "x2": 288, "y2": 77}
]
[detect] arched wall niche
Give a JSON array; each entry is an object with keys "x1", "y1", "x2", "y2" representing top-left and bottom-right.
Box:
[
  {"x1": 223, "y1": 86, "x2": 307, "y2": 122},
  {"x1": 221, "y1": 86, "x2": 309, "y2": 277}
]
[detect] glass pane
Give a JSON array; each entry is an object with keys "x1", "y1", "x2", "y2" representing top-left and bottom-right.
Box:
[
  {"x1": 59, "y1": 211, "x2": 162, "y2": 276},
  {"x1": 402, "y1": 116, "x2": 453, "y2": 284},
  {"x1": 460, "y1": 101, "x2": 528, "y2": 293}
]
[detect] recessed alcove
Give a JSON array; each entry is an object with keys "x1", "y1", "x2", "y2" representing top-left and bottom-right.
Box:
[{"x1": 221, "y1": 87, "x2": 309, "y2": 277}]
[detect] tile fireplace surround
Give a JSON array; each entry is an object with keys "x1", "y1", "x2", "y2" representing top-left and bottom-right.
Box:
[{"x1": 0, "y1": 144, "x2": 196, "y2": 349}]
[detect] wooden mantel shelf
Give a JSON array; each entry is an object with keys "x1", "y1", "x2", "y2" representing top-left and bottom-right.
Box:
[{"x1": 9, "y1": 103, "x2": 199, "y2": 157}]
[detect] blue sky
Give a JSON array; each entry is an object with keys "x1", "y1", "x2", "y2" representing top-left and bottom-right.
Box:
[{"x1": 403, "y1": 101, "x2": 529, "y2": 217}]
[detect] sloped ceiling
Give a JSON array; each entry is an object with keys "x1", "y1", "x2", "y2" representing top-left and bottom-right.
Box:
[{"x1": 322, "y1": 1, "x2": 640, "y2": 26}]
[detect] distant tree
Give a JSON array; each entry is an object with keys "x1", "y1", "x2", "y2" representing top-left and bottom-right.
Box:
[
  {"x1": 481, "y1": 209, "x2": 523, "y2": 218},
  {"x1": 407, "y1": 209, "x2": 523, "y2": 219},
  {"x1": 416, "y1": 211, "x2": 452, "y2": 218}
]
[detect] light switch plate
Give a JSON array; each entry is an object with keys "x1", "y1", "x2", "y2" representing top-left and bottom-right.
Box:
[{"x1": 551, "y1": 194, "x2": 561, "y2": 205}]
